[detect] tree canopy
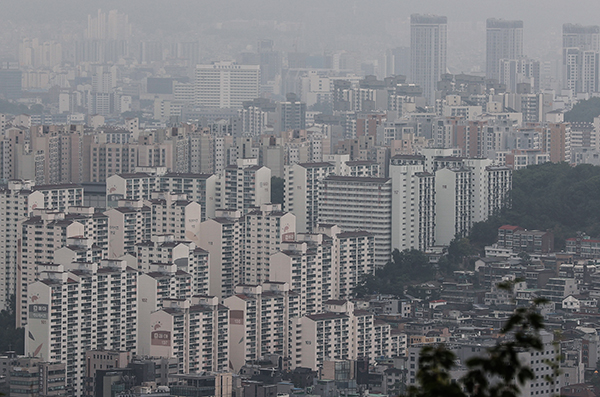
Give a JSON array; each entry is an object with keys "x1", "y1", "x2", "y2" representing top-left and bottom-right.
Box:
[
  {"x1": 564, "y1": 97, "x2": 600, "y2": 122},
  {"x1": 0, "y1": 100, "x2": 44, "y2": 115},
  {"x1": 0, "y1": 295, "x2": 24, "y2": 354},
  {"x1": 470, "y1": 162, "x2": 600, "y2": 249}
]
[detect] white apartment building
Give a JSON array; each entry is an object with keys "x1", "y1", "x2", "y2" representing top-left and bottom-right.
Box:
[
  {"x1": 319, "y1": 176, "x2": 391, "y2": 268},
  {"x1": 104, "y1": 200, "x2": 152, "y2": 258},
  {"x1": 0, "y1": 180, "x2": 44, "y2": 311},
  {"x1": 149, "y1": 296, "x2": 229, "y2": 374},
  {"x1": 18, "y1": 209, "x2": 86, "y2": 327},
  {"x1": 269, "y1": 235, "x2": 331, "y2": 316},
  {"x1": 198, "y1": 209, "x2": 244, "y2": 298},
  {"x1": 215, "y1": 158, "x2": 271, "y2": 214},
  {"x1": 32, "y1": 183, "x2": 84, "y2": 212},
  {"x1": 224, "y1": 282, "x2": 299, "y2": 372},
  {"x1": 137, "y1": 264, "x2": 193, "y2": 356},
  {"x1": 147, "y1": 191, "x2": 202, "y2": 245},
  {"x1": 434, "y1": 167, "x2": 472, "y2": 246},
  {"x1": 389, "y1": 156, "x2": 435, "y2": 252},
  {"x1": 25, "y1": 260, "x2": 137, "y2": 396},
  {"x1": 243, "y1": 203, "x2": 296, "y2": 284},
  {"x1": 238, "y1": 106, "x2": 268, "y2": 136},
  {"x1": 135, "y1": 234, "x2": 209, "y2": 297},
  {"x1": 195, "y1": 61, "x2": 260, "y2": 108},
  {"x1": 285, "y1": 162, "x2": 335, "y2": 233},
  {"x1": 107, "y1": 171, "x2": 217, "y2": 220},
  {"x1": 317, "y1": 226, "x2": 375, "y2": 300},
  {"x1": 290, "y1": 300, "x2": 402, "y2": 371},
  {"x1": 462, "y1": 159, "x2": 512, "y2": 223}
]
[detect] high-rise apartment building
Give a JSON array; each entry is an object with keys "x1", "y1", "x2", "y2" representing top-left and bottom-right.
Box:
[
  {"x1": 243, "y1": 203, "x2": 296, "y2": 284},
  {"x1": 434, "y1": 167, "x2": 472, "y2": 246},
  {"x1": 319, "y1": 176, "x2": 391, "y2": 268},
  {"x1": 316, "y1": 225, "x2": 375, "y2": 300},
  {"x1": 276, "y1": 93, "x2": 306, "y2": 133},
  {"x1": 198, "y1": 209, "x2": 244, "y2": 298},
  {"x1": 269, "y1": 234, "x2": 332, "y2": 316},
  {"x1": 215, "y1": 158, "x2": 271, "y2": 214},
  {"x1": 18, "y1": 207, "x2": 106, "y2": 327},
  {"x1": 410, "y1": 14, "x2": 447, "y2": 104},
  {"x1": 0, "y1": 180, "x2": 43, "y2": 311},
  {"x1": 149, "y1": 297, "x2": 229, "y2": 374},
  {"x1": 224, "y1": 282, "x2": 299, "y2": 372},
  {"x1": 25, "y1": 260, "x2": 137, "y2": 396},
  {"x1": 389, "y1": 156, "x2": 435, "y2": 252},
  {"x1": 563, "y1": 24, "x2": 600, "y2": 93},
  {"x1": 486, "y1": 19, "x2": 524, "y2": 82},
  {"x1": 104, "y1": 200, "x2": 152, "y2": 258},
  {"x1": 195, "y1": 62, "x2": 260, "y2": 108},
  {"x1": 285, "y1": 162, "x2": 335, "y2": 233}
]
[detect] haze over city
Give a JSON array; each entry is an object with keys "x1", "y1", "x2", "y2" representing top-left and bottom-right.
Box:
[{"x1": 2, "y1": 1, "x2": 600, "y2": 397}]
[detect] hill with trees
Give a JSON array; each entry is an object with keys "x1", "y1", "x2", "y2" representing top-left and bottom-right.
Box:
[
  {"x1": 470, "y1": 162, "x2": 600, "y2": 250},
  {"x1": 565, "y1": 97, "x2": 600, "y2": 122}
]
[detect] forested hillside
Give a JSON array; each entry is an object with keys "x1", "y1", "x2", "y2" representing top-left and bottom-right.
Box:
[{"x1": 470, "y1": 162, "x2": 600, "y2": 249}]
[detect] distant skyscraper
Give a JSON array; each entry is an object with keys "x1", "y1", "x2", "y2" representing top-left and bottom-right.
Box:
[
  {"x1": 563, "y1": 24, "x2": 600, "y2": 93},
  {"x1": 486, "y1": 19, "x2": 524, "y2": 82},
  {"x1": 410, "y1": 14, "x2": 447, "y2": 104}
]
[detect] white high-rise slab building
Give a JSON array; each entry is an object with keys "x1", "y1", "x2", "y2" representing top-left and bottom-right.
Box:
[
  {"x1": 389, "y1": 156, "x2": 435, "y2": 252},
  {"x1": 195, "y1": 61, "x2": 260, "y2": 108},
  {"x1": 319, "y1": 176, "x2": 391, "y2": 268}
]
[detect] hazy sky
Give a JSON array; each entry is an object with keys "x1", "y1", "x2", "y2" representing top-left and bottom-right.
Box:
[{"x1": 2, "y1": 0, "x2": 599, "y2": 72}]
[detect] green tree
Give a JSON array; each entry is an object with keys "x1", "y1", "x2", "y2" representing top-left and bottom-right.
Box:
[
  {"x1": 271, "y1": 176, "x2": 284, "y2": 205},
  {"x1": 0, "y1": 295, "x2": 24, "y2": 354}
]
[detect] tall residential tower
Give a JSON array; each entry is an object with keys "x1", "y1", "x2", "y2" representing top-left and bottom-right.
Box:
[
  {"x1": 410, "y1": 14, "x2": 447, "y2": 104},
  {"x1": 486, "y1": 19, "x2": 524, "y2": 82}
]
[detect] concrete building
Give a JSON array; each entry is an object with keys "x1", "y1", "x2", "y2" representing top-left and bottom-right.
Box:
[
  {"x1": 224, "y1": 282, "x2": 299, "y2": 372},
  {"x1": 9, "y1": 357, "x2": 67, "y2": 397},
  {"x1": 290, "y1": 301, "x2": 401, "y2": 371},
  {"x1": 84, "y1": 350, "x2": 131, "y2": 397},
  {"x1": 276, "y1": 93, "x2": 306, "y2": 133},
  {"x1": 319, "y1": 176, "x2": 391, "y2": 268},
  {"x1": 195, "y1": 61, "x2": 260, "y2": 108},
  {"x1": 285, "y1": 162, "x2": 335, "y2": 233},
  {"x1": 434, "y1": 167, "x2": 472, "y2": 246},
  {"x1": 389, "y1": 156, "x2": 435, "y2": 252},
  {"x1": 215, "y1": 158, "x2": 271, "y2": 214},
  {"x1": 317, "y1": 225, "x2": 375, "y2": 300},
  {"x1": 243, "y1": 203, "x2": 296, "y2": 284},
  {"x1": 18, "y1": 206, "x2": 108, "y2": 327},
  {"x1": 410, "y1": 14, "x2": 447, "y2": 104},
  {"x1": 198, "y1": 209, "x2": 244, "y2": 298},
  {"x1": 486, "y1": 19, "x2": 524, "y2": 82},
  {"x1": 25, "y1": 260, "x2": 137, "y2": 396},
  {"x1": 107, "y1": 171, "x2": 217, "y2": 221},
  {"x1": 0, "y1": 180, "x2": 44, "y2": 311},
  {"x1": 147, "y1": 191, "x2": 202, "y2": 245},
  {"x1": 563, "y1": 24, "x2": 600, "y2": 93},
  {"x1": 104, "y1": 200, "x2": 152, "y2": 258},
  {"x1": 269, "y1": 235, "x2": 332, "y2": 316},
  {"x1": 148, "y1": 296, "x2": 229, "y2": 374}
]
